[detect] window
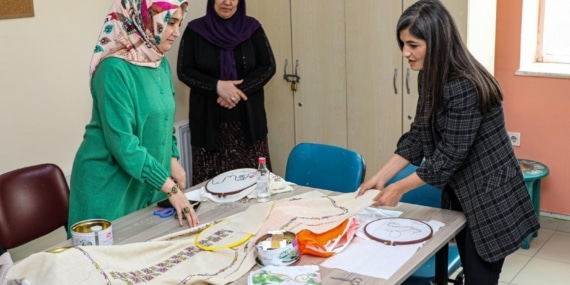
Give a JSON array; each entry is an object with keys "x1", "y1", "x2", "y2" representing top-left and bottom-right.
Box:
[
  {"x1": 539, "y1": 0, "x2": 570, "y2": 64},
  {"x1": 518, "y1": 0, "x2": 570, "y2": 78}
]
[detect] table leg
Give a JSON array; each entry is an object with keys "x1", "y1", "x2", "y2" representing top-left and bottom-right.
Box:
[
  {"x1": 521, "y1": 234, "x2": 532, "y2": 250},
  {"x1": 522, "y1": 180, "x2": 538, "y2": 249},
  {"x1": 532, "y1": 180, "x2": 542, "y2": 238},
  {"x1": 435, "y1": 244, "x2": 449, "y2": 285}
]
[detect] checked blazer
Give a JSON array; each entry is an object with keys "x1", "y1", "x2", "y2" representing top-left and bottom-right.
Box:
[{"x1": 395, "y1": 75, "x2": 540, "y2": 262}]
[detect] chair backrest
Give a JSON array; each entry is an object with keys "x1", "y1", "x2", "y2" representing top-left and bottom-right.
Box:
[
  {"x1": 386, "y1": 164, "x2": 441, "y2": 208},
  {"x1": 285, "y1": 142, "x2": 366, "y2": 193},
  {"x1": 0, "y1": 163, "x2": 69, "y2": 249}
]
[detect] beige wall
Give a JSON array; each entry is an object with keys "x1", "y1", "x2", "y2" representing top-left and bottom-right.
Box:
[{"x1": 0, "y1": 0, "x2": 205, "y2": 176}]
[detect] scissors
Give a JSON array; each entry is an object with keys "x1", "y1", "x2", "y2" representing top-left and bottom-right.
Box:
[
  {"x1": 154, "y1": 207, "x2": 175, "y2": 218},
  {"x1": 330, "y1": 276, "x2": 362, "y2": 285}
]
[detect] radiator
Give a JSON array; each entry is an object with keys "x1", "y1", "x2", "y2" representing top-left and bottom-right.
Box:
[{"x1": 174, "y1": 120, "x2": 192, "y2": 186}]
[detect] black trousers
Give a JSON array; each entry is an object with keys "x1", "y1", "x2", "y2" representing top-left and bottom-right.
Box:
[{"x1": 444, "y1": 188, "x2": 505, "y2": 285}]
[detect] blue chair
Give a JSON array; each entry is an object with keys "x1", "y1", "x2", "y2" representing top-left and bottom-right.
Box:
[
  {"x1": 387, "y1": 164, "x2": 464, "y2": 285},
  {"x1": 285, "y1": 142, "x2": 366, "y2": 193}
]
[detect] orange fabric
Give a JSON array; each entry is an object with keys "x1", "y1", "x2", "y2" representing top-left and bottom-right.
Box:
[{"x1": 296, "y1": 218, "x2": 359, "y2": 257}]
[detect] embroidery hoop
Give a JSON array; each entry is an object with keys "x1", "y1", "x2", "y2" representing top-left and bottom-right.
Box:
[
  {"x1": 363, "y1": 217, "x2": 433, "y2": 246},
  {"x1": 205, "y1": 168, "x2": 258, "y2": 198},
  {"x1": 194, "y1": 220, "x2": 253, "y2": 251}
]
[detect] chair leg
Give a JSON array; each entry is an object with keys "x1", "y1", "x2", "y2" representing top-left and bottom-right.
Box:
[{"x1": 449, "y1": 270, "x2": 464, "y2": 285}]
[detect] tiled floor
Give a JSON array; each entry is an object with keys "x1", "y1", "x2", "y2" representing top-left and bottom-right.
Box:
[{"x1": 497, "y1": 216, "x2": 570, "y2": 285}]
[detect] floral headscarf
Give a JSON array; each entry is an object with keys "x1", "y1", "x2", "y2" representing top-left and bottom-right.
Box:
[{"x1": 89, "y1": 0, "x2": 188, "y2": 77}]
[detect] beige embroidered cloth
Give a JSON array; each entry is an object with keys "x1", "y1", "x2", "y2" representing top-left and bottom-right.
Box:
[{"x1": 5, "y1": 190, "x2": 377, "y2": 285}]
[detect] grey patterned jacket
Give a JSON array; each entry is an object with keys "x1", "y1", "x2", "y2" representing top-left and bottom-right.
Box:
[{"x1": 396, "y1": 75, "x2": 540, "y2": 262}]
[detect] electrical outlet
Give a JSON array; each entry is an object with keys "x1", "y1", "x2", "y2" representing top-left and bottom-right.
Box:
[{"x1": 508, "y1": 132, "x2": 521, "y2": 146}]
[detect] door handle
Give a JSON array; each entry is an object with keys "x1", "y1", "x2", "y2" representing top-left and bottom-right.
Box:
[
  {"x1": 406, "y1": 68, "x2": 411, "y2": 94},
  {"x1": 393, "y1": 68, "x2": 398, "y2": 94},
  {"x1": 283, "y1": 59, "x2": 301, "y2": 92}
]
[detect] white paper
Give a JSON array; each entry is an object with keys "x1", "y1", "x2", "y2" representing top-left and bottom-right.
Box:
[{"x1": 321, "y1": 220, "x2": 444, "y2": 280}]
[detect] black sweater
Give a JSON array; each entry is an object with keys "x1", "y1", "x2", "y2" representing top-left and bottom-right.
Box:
[{"x1": 177, "y1": 27, "x2": 276, "y2": 151}]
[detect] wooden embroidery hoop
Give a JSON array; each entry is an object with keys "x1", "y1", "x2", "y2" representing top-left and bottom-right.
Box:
[
  {"x1": 205, "y1": 168, "x2": 257, "y2": 198},
  {"x1": 363, "y1": 217, "x2": 433, "y2": 246}
]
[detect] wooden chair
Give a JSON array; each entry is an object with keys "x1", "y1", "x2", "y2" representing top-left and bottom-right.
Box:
[
  {"x1": 387, "y1": 164, "x2": 464, "y2": 285},
  {"x1": 285, "y1": 142, "x2": 366, "y2": 193},
  {"x1": 0, "y1": 163, "x2": 69, "y2": 250}
]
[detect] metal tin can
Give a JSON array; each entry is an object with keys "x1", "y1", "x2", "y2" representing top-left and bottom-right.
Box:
[
  {"x1": 254, "y1": 231, "x2": 299, "y2": 266},
  {"x1": 71, "y1": 219, "x2": 113, "y2": 246}
]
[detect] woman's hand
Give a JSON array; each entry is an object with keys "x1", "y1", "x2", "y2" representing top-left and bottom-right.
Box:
[
  {"x1": 161, "y1": 179, "x2": 199, "y2": 227},
  {"x1": 356, "y1": 175, "x2": 386, "y2": 197},
  {"x1": 370, "y1": 184, "x2": 403, "y2": 207},
  {"x1": 356, "y1": 175, "x2": 402, "y2": 207},
  {"x1": 216, "y1": 80, "x2": 247, "y2": 109},
  {"x1": 170, "y1": 157, "x2": 186, "y2": 189}
]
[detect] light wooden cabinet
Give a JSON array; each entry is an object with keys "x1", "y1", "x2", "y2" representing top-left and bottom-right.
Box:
[
  {"x1": 248, "y1": 0, "x2": 348, "y2": 177},
  {"x1": 248, "y1": 0, "x2": 492, "y2": 178},
  {"x1": 347, "y1": 0, "x2": 469, "y2": 175}
]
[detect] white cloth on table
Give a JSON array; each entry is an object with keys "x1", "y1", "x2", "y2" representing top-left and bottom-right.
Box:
[
  {"x1": 5, "y1": 190, "x2": 378, "y2": 285},
  {"x1": 0, "y1": 252, "x2": 13, "y2": 284},
  {"x1": 185, "y1": 172, "x2": 295, "y2": 203}
]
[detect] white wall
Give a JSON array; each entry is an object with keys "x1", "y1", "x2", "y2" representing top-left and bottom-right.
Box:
[{"x1": 0, "y1": 0, "x2": 206, "y2": 175}]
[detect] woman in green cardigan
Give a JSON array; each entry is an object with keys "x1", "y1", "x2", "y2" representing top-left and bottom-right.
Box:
[{"x1": 68, "y1": 0, "x2": 198, "y2": 236}]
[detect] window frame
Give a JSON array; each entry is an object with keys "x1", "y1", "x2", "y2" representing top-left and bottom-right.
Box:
[{"x1": 517, "y1": 0, "x2": 570, "y2": 78}]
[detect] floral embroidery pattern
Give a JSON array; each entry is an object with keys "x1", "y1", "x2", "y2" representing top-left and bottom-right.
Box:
[
  {"x1": 109, "y1": 246, "x2": 198, "y2": 284},
  {"x1": 177, "y1": 243, "x2": 251, "y2": 285},
  {"x1": 108, "y1": 230, "x2": 235, "y2": 284},
  {"x1": 75, "y1": 247, "x2": 111, "y2": 285}
]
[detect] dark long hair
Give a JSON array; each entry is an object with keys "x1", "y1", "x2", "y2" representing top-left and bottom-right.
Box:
[{"x1": 396, "y1": 0, "x2": 502, "y2": 119}]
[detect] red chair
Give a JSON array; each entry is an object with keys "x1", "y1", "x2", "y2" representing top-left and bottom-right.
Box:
[{"x1": 0, "y1": 163, "x2": 69, "y2": 250}]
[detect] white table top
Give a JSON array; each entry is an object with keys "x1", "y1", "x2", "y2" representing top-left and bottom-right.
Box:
[{"x1": 47, "y1": 185, "x2": 466, "y2": 285}]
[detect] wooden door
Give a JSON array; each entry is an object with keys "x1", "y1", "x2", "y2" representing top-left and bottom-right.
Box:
[
  {"x1": 290, "y1": 0, "x2": 347, "y2": 147},
  {"x1": 402, "y1": 0, "x2": 469, "y2": 133},
  {"x1": 249, "y1": 0, "x2": 348, "y2": 177},
  {"x1": 401, "y1": 0, "x2": 420, "y2": 134},
  {"x1": 247, "y1": 0, "x2": 294, "y2": 177},
  {"x1": 346, "y1": 0, "x2": 404, "y2": 176}
]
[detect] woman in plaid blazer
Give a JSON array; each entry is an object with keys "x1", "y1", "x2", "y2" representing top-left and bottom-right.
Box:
[{"x1": 357, "y1": 1, "x2": 540, "y2": 284}]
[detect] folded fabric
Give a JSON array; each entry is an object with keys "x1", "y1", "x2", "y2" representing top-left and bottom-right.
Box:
[
  {"x1": 296, "y1": 217, "x2": 360, "y2": 257},
  {"x1": 0, "y1": 252, "x2": 15, "y2": 285}
]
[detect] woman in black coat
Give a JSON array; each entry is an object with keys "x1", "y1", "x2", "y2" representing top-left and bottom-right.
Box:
[
  {"x1": 357, "y1": 1, "x2": 539, "y2": 284},
  {"x1": 177, "y1": 0, "x2": 276, "y2": 185}
]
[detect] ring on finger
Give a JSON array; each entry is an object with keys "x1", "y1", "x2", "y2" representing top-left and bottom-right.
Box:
[
  {"x1": 183, "y1": 206, "x2": 191, "y2": 214},
  {"x1": 231, "y1": 96, "x2": 236, "y2": 101}
]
